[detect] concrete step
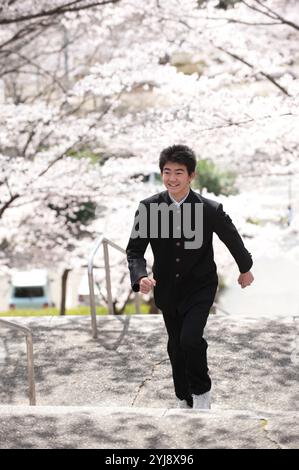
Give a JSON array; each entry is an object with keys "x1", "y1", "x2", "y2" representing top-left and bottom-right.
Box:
[
  {"x1": 0, "y1": 405, "x2": 298, "y2": 449},
  {"x1": 1, "y1": 314, "x2": 298, "y2": 412}
]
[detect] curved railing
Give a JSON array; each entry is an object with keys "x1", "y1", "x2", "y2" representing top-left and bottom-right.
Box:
[
  {"x1": 0, "y1": 318, "x2": 36, "y2": 405},
  {"x1": 88, "y1": 236, "x2": 141, "y2": 339}
]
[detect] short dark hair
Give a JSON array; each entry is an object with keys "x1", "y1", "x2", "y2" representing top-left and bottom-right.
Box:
[{"x1": 159, "y1": 145, "x2": 197, "y2": 175}]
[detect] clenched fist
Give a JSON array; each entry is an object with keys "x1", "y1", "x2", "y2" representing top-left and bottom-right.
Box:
[
  {"x1": 138, "y1": 277, "x2": 156, "y2": 294},
  {"x1": 238, "y1": 271, "x2": 254, "y2": 289}
]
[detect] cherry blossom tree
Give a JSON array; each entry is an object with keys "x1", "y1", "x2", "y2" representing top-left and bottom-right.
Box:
[{"x1": 1, "y1": 0, "x2": 298, "y2": 312}]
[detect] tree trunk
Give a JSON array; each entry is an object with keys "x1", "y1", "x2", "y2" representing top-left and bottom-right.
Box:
[{"x1": 60, "y1": 268, "x2": 71, "y2": 315}]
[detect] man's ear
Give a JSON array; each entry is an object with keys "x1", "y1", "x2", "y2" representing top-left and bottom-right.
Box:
[{"x1": 190, "y1": 171, "x2": 196, "y2": 182}]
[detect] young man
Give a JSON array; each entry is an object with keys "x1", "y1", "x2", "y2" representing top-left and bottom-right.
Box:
[{"x1": 126, "y1": 145, "x2": 254, "y2": 409}]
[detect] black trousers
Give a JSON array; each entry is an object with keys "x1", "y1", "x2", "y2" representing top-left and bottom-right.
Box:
[{"x1": 162, "y1": 305, "x2": 211, "y2": 406}]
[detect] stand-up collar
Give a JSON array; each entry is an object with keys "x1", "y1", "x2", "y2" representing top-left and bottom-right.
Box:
[
  {"x1": 168, "y1": 189, "x2": 190, "y2": 207},
  {"x1": 160, "y1": 188, "x2": 202, "y2": 205}
]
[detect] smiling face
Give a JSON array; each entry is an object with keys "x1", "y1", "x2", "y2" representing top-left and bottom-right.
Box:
[{"x1": 161, "y1": 161, "x2": 195, "y2": 201}]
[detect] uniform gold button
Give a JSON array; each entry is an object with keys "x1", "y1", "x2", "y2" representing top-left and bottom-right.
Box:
[
  {"x1": 175, "y1": 273, "x2": 180, "y2": 278},
  {"x1": 176, "y1": 258, "x2": 180, "y2": 262}
]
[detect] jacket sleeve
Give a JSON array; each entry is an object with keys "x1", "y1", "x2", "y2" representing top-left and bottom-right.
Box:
[
  {"x1": 213, "y1": 203, "x2": 253, "y2": 273},
  {"x1": 126, "y1": 204, "x2": 149, "y2": 292}
]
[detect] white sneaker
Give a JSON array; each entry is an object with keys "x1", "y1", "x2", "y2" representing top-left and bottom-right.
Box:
[
  {"x1": 176, "y1": 399, "x2": 191, "y2": 409},
  {"x1": 192, "y1": 391, "x2": 211, "y2": 409}
]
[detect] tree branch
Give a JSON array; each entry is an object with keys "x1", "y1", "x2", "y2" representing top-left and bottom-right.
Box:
[
  {"x1": 203, "y1": 16, "x2": 282, "y2": 27},
  {"x1": 0, "y1": 0, "x2": 121, "y2": 25},
  {"x1": 0, "y1": 193, "x2": 20, "y2": 218},
  {"x1": 36, "y1": 89, "x2": 124, "y2": 179},
  {"x1": 215, "y1": 44, "x2": 290, "y2": 96},
  {"x1": 198, "y1": 111, "x2": 294, "y2": 133},
  {"x1": 2, "y1": 49, "x2": 68, "y2": 94},
  {"x1": 166, "y1": 13, "x2": 292, "y2": 97},
  {"x1": 240, "y1": 0, "x2": 299, "y2": 31}
]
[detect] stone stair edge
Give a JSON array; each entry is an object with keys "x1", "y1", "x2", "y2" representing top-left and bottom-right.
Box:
[
  {"x1": 0, "y1": 313, "x2": 297, "y2": 324},
  {"x1": 0, "y1": 404, "x2": 297, "y2": 419}
]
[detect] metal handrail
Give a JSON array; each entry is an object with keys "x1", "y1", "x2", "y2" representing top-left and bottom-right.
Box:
[
  {"x1": 88, "y1": 236, "x2": 141, "y2": 339},
  {"x1": 0, "y1": 318, "x2": 36, "y2": 405}
]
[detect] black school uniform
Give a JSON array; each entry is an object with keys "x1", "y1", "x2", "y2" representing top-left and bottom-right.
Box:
[{"x1": 126, "y1": 189, "x2": 252, "y2": 403}]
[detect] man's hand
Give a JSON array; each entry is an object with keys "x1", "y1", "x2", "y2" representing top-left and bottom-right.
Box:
[
  {"x1": 238, "y1": 271, "x2": 254, "y2": 289},
  {"x1": 139, "y1": 276, "x2": 156, "y2": 294}
]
